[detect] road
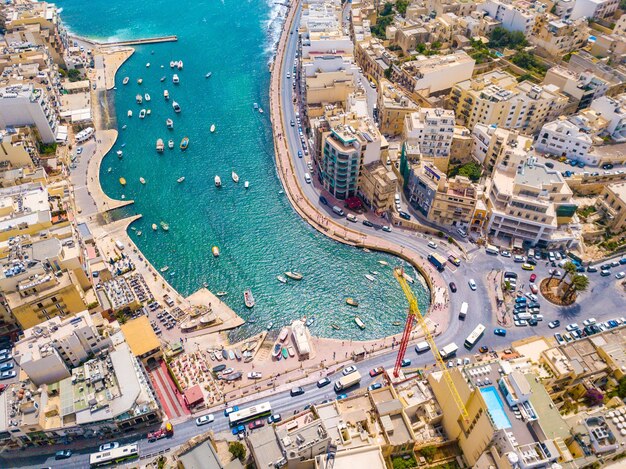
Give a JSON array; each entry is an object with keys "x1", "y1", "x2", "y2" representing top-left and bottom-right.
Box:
[{"x1": 4, "y1": 3, "x2": 626, "y2": 468}]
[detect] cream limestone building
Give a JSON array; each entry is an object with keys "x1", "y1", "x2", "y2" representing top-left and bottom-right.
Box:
[
  {"x1": 358, "y1": 161, "x2": 398, "y2": 213},
  {"x1": 377, "y1": 79, "x2": 419, "y2": 137},
  {"x1": 595, "y1": 183, "x2": 626, "y2": 233},
  {"x1": 471, "y1": 123, "x2": 533, "y2": 174}
]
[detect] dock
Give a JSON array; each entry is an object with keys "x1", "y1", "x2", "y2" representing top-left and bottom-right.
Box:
[{"x1": 73, "y1": 35, "x2": 178, "y2": 48}]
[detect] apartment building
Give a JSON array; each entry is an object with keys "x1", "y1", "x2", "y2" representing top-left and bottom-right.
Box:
[
  {"x1": 543, "y1": 66, "x2": 609, "y2": 111},
  {"x1": 570, "y1": 0, "x2": 619, "y2": 20},
  {"x1": 358, "y1": 161, "x2": 398, "y2": 213},
  {"x1": 590, "y1": 95, "x2": 626, "y2": 142},
  {"x1": 404, "y1": 108, "x2": 455, "y2": 163},
  {"x1": 478, "y1": 0, "x2": 543, "y2": 34},
  {"x1": 376, "y1": 79, "x2": 419, "y2": 136},
  {"x1": 397, "y1": 51, "x2": 475, "y2": 97},
  {"x1": 0, "y1": 84, "x2": 60, "y2": 143},
  {"x1": 449, "y1": 71, "x2": 568, "y2": 135},
  {"x1": 430, "y1": 176, "x2": 483, "y2": 231},
  {"x1": 317, "y1": 113, "x2": 382, "y2": 200},
  {"x1": 471, "y1": 123, "x2": 533, "y2": 174},
  {"x1": 300, "y1": 0, "x2": 352, "y2": 59},
  {"x1": 530, "y1": 16, "x2": 589, "y2": 58},
  {"x1": 535, "y1": 118, "x2": 593, "y2": 161},
  {"x1": 354, "y1": 38, "x2": 398, "y2": 85},
  {"x1": 450, "y1": 125, "x2": 473, "y2": 164},
  {"x1": 595, "y1": 183, "x2": 626, "y2": 233},
  {"x1": 486, "y1": 157, "x2": 579, "y2": 248}
]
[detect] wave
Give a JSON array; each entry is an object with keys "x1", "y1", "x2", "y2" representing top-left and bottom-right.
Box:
[{"x1": 262, "y1": 0, "x2": 288, "y2": 62}]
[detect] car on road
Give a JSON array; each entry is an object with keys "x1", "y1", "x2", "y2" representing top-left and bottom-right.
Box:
[
  {"x1": 500, "y1": 250, "x2": 511, "y2": 257},
  {"x1": 290, "y1": 120, "x2": 295, "y2": 126},
  {"x1": 398, "y1": 211, "x2": 411, "y2": 220},
  {"x1": 548, "y1": 320, "x2": 560, "y2": 329},
  {"x1": 319, "y1": 196, "x2": 328, "y2": 206},
  {"x1": 368, "y1": 382, "x2": 383, "y2": 391},
  {"x1": 521, "y1": 263, "x2": 535, "y2": 271},
  {"x1": 369, "y1": 367, "x2": 384, "y2": 377},
  {"x1": 529, "y1": 274, "x2": 537, "y2": 283},
  {"x1": 528, "y1": 319, "x2": 538, "y2": 326},
  {"x1": 0, "y1": 370, "x2": 15, "y2": 380},
  {"x1": 249, "y1": 419, "x2": 265, "y2": 430},
  {"x1": 468, "y1": 279, "x2": 477, "y2": 291},
  {"x1": 566, "y1": 323, "x2": 579, "y2": 331},
  {"x1": 457, "y1": 228, "x2": 468, "y2": 238},
  {"x1": 268, "y1": 414, "x2": 282, "y2": 424},
  {"x1": 362, "y1": 220, "x2": 374, "y2": 227},
  {"x1": 494, "y1": 328, "x2": 507, "y2": 337},
  {"x1": 290, "y1": 386, "x2": 305, "y2": 397},
  {"x1": 601, "y1": 270, "x2": 611, "y2": 276},
  {"x1": 428, "y1": 241, "x2": 438, "y2": 249},
  {"x1": 479, "y1": 346, "x2": 489, "y2": 353},
  {"x1": 317, "y1": 377, "x2": 331, "y2": 388},
  {"x1": 76, "y1": 147, "x2": 83, "y2": 155},
  {"x1": 615, "y1": 271, "x2": 625, "y2": 279},
  {"x1": 99, "y1": 442, "x2": 119, "y2": 452},
  {"x1": 337, "y1": 393, "x2": 348, "y2": 400},
  {"x1": 381, "y1": 225, "x2": 391, "y2": 232},
  {"x1": 297, "y1": 150, "x2": 303, "y2": 158},
  {"x1": 55, "y1": 450, "x2": 72, "y2": 460},
  {"x1": 401, "y1": 358, "x2": 411, "y2": 367},
  {"x1": 448, "y1": 256, "x2": 461, "y2": 266},
  {"x1": 224, "y1": 406, "x2": 239, "y2": 417},
  {"x1": 195, "y1": 414, "x2": 215, "y2": 426},
  {"x1": 449, "y1": 282, "x2": 457, "y2": 293},
  {"x1": 343, "y1": 365, "x2": 357, "y2": 376},
  {"x1": 587, "y1": 265, "x2": 598, "y2": 272}
]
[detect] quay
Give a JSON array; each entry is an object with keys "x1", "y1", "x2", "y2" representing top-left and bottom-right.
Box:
[{"x1": 72, "y1": 35, "x2": 178, "y2": 48}]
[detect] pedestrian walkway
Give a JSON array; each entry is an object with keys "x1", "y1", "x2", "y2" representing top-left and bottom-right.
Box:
[{"x1": 149, "y1": 362, "x2": 189, "y2": 419}]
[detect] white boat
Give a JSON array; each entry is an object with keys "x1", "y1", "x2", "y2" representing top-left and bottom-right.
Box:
[
  {"x1": 365, "y1": 274, "x2": 375, "y2": 282},
  {"x1": 231, "y1": 171, "x2": 239, "y2": 183},
  {"x1": 177, "y1": 176, "x2": 185, "y2": 183},
  {"x1": 146, "y1": 109, "x2": 151, "y2": 115},
  {"x1": 266, "y1": 322, "x2": 273, "y2": 331},
  {"x1": 277, "y1": 275, "x2": 287, "y2": 284},
  {"x1": 354, "y1": 316, "x2": 365, "y2": 330},
  {"x1": 139, "y1": 109, "x2": 146, "y2": 119},
  {"x1": 122, "y1": 124, "x2": 127, "y2": 130},
  {"x1": 146, "y1": 62, "x2": 150, "y2": 68},
  {"x1": 205, "y1": 72, "x2": 212, "y2": 78},
  {"x1": 168, "y1": 139, "x2": 174, "y2": 149},
  {"x1": 137, "y1": 78, "x2": 143, "y2": 84},
  {"x1": 403, "y1": 272, "x2": 415, "y2": 284},
  {"x1": 285, "y1": 271, "x2": 303, "y2": 280},
  {"x1": 172, "y1": 74, "x2": 180, "y2": 84},
  {"x1": 122, "y1": 77, "x2": 129, "y2": 85},
  {"x1": 244, "y1": 181, "x2": 249, "y2": 189},
  {"x1": 160, "y1": 76, "x2": 166, "y2": 82},
  {"x1": 215, "y1": 175, "x2": 221, "y2": 187},
  {"x1": 178, "y1": 60, "x2": 183, "y2": 70},
  {"x1": 166, "y1": 118, "x2": 174, "y2": 129},
  {"x1": 152, "y1": 223, "x2": 158, "y2": 231},
  {"x1": 253, "y1": 102, "x2": 258, "y2": 109},
  {"x1": 136, "y1": 94, "x2": 143, "y2": 104},
  {"x1": 169, "y1": 61, "x2": 176, "y2": 68},
  {"x1": 160, "y1": 266, "x2": 169, "y2": 273},
  {"x1": 116, "y1": 150, "x2": 123, "y2": 158},
  {"x1": 210, "y1": 124, "x2": 216, "y2": 133},
  {"x1": 127, "y1": 110, "x2": 132, "y2": 117},
  {"x1": 258, "y1": 107, "x2": 264, "y2": 114},
  {"x1": 279, "y1": 328, "x2": 289, "y2": 342},
  {"x1": 164, "y1": 90, "x2": 169, "y2": 100},
  {"x1": 172, "y1": 101, "x2": 181, "y2": 113},
  {"x1": 378, "y1": 260, "x2": 389, "y2": 266},
  {"x1": 107, "y1": 167, "x2": 112, "y2": 173},
  {"x1": 144, "y1": 93, "x2": 151, "y2": 101},
  {"x1": 140, "y1": 177, "x2": 146, "y2": 184},
  {"x1": 156, "y1": 139, "x2": 164, "y2": 152}
]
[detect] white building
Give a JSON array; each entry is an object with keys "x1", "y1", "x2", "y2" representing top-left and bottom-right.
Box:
[
  {"x1": 570, "y1": 0, "x2": 619, "y2": 20},
  {"x1": 590, "y1": 95, "x2": 626, "y2": 142},
  {"x1": 400, "y1": 51, "x2": 475, "y2": 96},
  {"x1": 478, "y1": 0, "x2": 543, "y2": 34},
  {"x1": 535, "y1": 118, "x2": 593, "y2": 161},
  {"x1": 404, "y1": 108, "x2": 455, "y2": 158},
  {"x1": 0, "y1": 84, "x2": 60, "y2": 143}
]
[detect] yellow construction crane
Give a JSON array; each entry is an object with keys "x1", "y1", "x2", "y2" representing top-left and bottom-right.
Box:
[{"x1": 393, "y1": 267, "x2": 470, "y2": 422}]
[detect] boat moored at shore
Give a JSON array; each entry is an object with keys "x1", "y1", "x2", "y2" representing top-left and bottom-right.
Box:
[
  {"x1": 122, "y1": 77, "x2": 129, "y2": 85},
  {"x1": 244, "y1": 289, "x2": 255, "y2": 308},
  {"x1": 354, "y1": 316, "x2": 365, "y2": 329}
]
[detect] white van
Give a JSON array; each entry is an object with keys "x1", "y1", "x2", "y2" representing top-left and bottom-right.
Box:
[
  {"x1": 115, "y1": 240, "x2": 125, "y2": 251},
  {"x1": 346, "y1": 214, "x2": 357, "y2": 222},
  {"x1": 332, "y1": 206, "x2": 345, "y2": 216},
  {"x1": 415, "y1": 341, "x2": 430, "y2": 353},
  {"x1": 486, "y1": 245, "x2": 499, "y2": 255},
  {"x1": 304, "y1": 172, "x2": 311, "y2": 184}
]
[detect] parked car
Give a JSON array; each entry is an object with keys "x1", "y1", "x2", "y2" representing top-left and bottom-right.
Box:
[
  {"x1": 362, "y1": 220, "x2": 374, "y2": 227},
  {"x1": 268, "y1": 414, "x2": 282, "y2": 424},
  {"x1": 587, "y1": 265, "x2": 598, "y2": 272},
  {"x1": 247, "y1": 371, "x2": 262, "y2": 379},
  {"x1": 55, "y1": 450, "x2": 72, "y2": 460},
  {"x1": 319, "y1": 196, "x2": 328, "y2": 206},
  {"x1": 381, "y1": 225, "x2": 391, "y2": 232},
  {"x1": 494, "y1": 328, "x2": 507, "y2": 337},
  {"x1": 369, "y1": 367, "x2": 384, "y2": 377},
  {"x1": 195, "y1": 414, "x2": 215, "y2": 426},
  {"x1": 554, "y1": 333, "x2": 565, "y2": 345},
  {"x1": 428, "y1": 241, "x2": 438, "y2": 249},
  {"x1": 231, "y1": 425, "x2": 245, "y2": 436},
  {"x1": 368, "y1": 383, "x2": 383, "y2": 391},
  {"x1": 290, "y1": 387, "x2": 305, "y2": 397},
  {"x1": 529, "y1": 273, "x2": 537, "y2": 283},
  {"x1": 479, "y1": 346, "x2": 489, "y2": 353},
  {"x1": 0, "y1": 353, "x2": 12, "y2": 364},
  {"x1": 566, "y1": 323, "x2": 580, "y2": 332},
  {"x1": 615, "y1": 271, "x2": 625, "y2": 279},
  {"x1": 401, "y1": 358, "x2": 411, "y2": 367},
  {"x1": 0, "y1": 363, "x2": 13, "y2": 372},
  {"x1": 317, "y1": 377, "x2": 331, "y2": 388},
  {"x1": 0, "y1": 371, "x2": 15, "y2": 380},
  {"x1": 249, "y1": 419, "x2": 265, "y2": 430},
  {"x1": 500, "y1": 250, "x2": 511, "y2": 257},
  {"x1": 521, "y1": 263, "x2": 535, "y2": 271},
  {"x1": 398, "y1": 211, "x2": 411, "y2": 220}
]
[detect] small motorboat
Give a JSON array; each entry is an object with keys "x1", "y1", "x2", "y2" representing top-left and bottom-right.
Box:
[
  {"x1": 152, "y1": 224, "x2": 158, "y2": 231},
  {"x1": 281, "y1": 347, "x2": 289, "y2": 359},
  {"x1": 346, "y1": 298, "x2": 359, "y2": 307},
  {"x1": 212, "y1": 246, "x2": 220, "y2": 257},
  {"x1": 279, "y1": 329, "x2": 289, "y2": 342},
  {"x1": 210, "y1": 124, "x2": 216, "y2": 133},
  {"x1": 244, "y1": 289, "x2": 255, "y2": 308},
  {"x1": 365, "y1": 274, "x2": 375, "y2": 282},
  {"x1": 331, "y1": 323, "x2": 340, "y2": 330},
  {"x1": 287, "y1": 346, "x2": 295, "y2": 357},
  {"x1": 166, "y1": 118, "x2": 174, "y2": 129},
  {"x1": 272, "y1": 343, "x2": 281, "y2": 359},
  {"x1": 231, "y1": 171, "x2": 239, "y2": 183},
  {"x1": 234, "y1": 349, "x2": 242, "y2": 360},
  {"x1": 160, "y1": 266, "x2": 169, "y2": 273},
  {"x1": 305, "y1": 317, "x2": 315, "y2": 327},
  {"x1": 258, "y1": 107, "x2": 264, "y2": 114},
  {"x1": 116, "y1": 150, "x2": 123, "y2": 158},
  {"x1": 205, "y1": 72, "x2": 212, "y2": 78},
  {"x1": 139, "y1": 109, "x2": 146, "y2": 119},
  {"x1": 266, "y1": 322, "x2": 273, "y2": 331},
  {"x1": 354, "y1": 316, "x2": 365, "y2": 329},
  {"x1": 216, "y1": 291, "x2": 228, "y2": 297},
  {"x1": 160, "y1": 76, "x2": 166, "y2": 82},
  {"x1": 228, "y1": 350, "x2": 235, "y2": 360},
  {"x1": 221, "y1": 349, "x2": 228, "y2": 360},
  {"x1": 156, "y1": 139, "x2": 164, "y2": 152},
  {"x1": 253, "y1": 102, "x2": 258, "y2": 109},
  {"x1": 107, "y1": 167, "x2": 112, "y2": 173},
  {"x1": 147, "y1": 109, "x2": 152, "y2": 115},
  {"x1": 215, "y1": 175, "x2": 222, "y2": 187},
  {"x1": 403, "y1": 272, "x2": 415, "y2": 284},
  {"x1": 121, "y1": 143, "x2": 126, "y2": 147},
  {"x1": 169, "y1": 140, "x2": 175, "y2": 149},
  {"x1": 170, "y1": 61, "x2": 176, "y2": 68},
  {"x1": 160, "y1": 221, "x2": 170, "y2": 231},
  {"x1": 392, "y1": 321, "x2": 402, "y2": 326},
  {"x1": 172, "y1": 101, "x2": 181, "y2": 113},
  {"x1": 122, "y1": 77, "x2": 129, "y2": 85},
  {"x1": 119, "y1": 177, "x2": 126, "y2": 186},
  {"x1": 363, "y1": 248, "x2": 371, "y2": 253},
  {"x1": 146, "y1": 62, "x2": 150, "y2": 67},
  {"x1": 136, "y1": 231, "x2": 142, "y2": 236},
  {"x1": 180, "y1": 137, "x2": 189, "y2": 150},
  {"x1": 285, "y1": 271, "x2": 303, "y2": 280},
  {"x1": 145, "y1": 93, "x2": 151, "y2": 101},
  {"x1": 140, "y1": 177, "x2": 146, "y2": 184},
  {"x1": 137, "y1": 78, "x2": 143, "y2": 84},
  {"x1": 122, "y1": 124, "x2": 127, "y2": 130},
  {"x1": 127, "y1": 110, "x2": 132, "y2": 117},
  {"x1": 173, "y1": 74, "x2": 180, "y2": 84},
  {"x1": 164, "y1": 90, "x2": 169, "y2": 100},
  {"x1": 370, "y1": 270, "x2": 379, "y2": 275},
  {"x1": 178, "y1": 60, "x2": 183, "y2": 70},
  {"x1": 277, "y1": 275, "x2": 287, "y2": 283},
  {"x1": 378, "y1": 260, "x2": 389, "y2": 266},
  {"x1": 177, "y1": 176, "x2": 185, "y2": 183},
  {"x1": 244, "y1": 181, "x2": 249, "y2": 189}
]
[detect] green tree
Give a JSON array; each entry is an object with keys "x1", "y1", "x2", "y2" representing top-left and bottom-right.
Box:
[
  {"x1": 489, "y1": 27, "x2": 528, "y2": 49},
  {"x1": 371, "y1": 15, "x2": 394, "y2": 39},
  {"x1": 67, "y1": 68, "x2": 82, "y2": 82},
  {"x1": 559, "y1": 261, "x2": 577, "y2": 285},
  {"x1": 562, "y1": 273, "x2": 590, "y2": 301},
  {"x1": 229, "y1": 441, "x2": 247, "y2": 462},
  {"x1": 392, "y1": 455, "x2": 417, "y2": 469},
  {"x1": 618, "y1": 376, "x2": 626, "y2": 398},
  {"x1": 384, "y1": 65, "x2": 393, "y2": 80},
  {"x1": 396, "y1": 0, "x2": 410, "y2": 16},
  {"x1": 450, "y1": 162, "x2": 482, "y2": 182},
  {"x1": 380, "y1": 2, "x2": 393, "y2": 16},
  {"x1": 420, "y1": 445, "x2": 437, "y2": 462}
]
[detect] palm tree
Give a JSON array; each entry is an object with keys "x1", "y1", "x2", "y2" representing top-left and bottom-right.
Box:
[
  {"x1": 559, "y1": 261, "x2": 577, "y2": 285},
  {"x1": 562, "y1": 274, "x2": 590, "y2": 301}
]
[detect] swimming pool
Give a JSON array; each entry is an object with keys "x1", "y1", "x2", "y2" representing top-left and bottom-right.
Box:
[{"x1": 481, "y1": 386, "x2": 512, "y2": 430}]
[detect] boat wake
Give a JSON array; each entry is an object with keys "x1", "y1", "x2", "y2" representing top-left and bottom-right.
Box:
[{"x1": 262, "y1": 0, "x2": 288, "y2": 64}]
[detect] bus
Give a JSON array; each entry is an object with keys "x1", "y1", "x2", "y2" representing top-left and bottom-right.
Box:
[
  {"x1": 464, "y1": 323, "x2": 486, "y2": 349},
  {"x1": 89, "y1": 444, "x2": 139, "y2": 468},
  {"x1": 228, "y1": 401, "x2": 272, "y2": 426}
]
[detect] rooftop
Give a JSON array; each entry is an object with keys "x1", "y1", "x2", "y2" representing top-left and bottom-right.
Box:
[{"x1": 120, "y1": 316, "x2": 161, "y2": 357}]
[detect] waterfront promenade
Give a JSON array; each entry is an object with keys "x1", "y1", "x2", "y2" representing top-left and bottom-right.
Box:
[{"x1": 268, "y1": 0, "x2": 450, "y2": 329}]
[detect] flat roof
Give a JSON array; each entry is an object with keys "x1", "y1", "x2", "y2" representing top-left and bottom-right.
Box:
[
  {"x1": 120, "y1": 316, "x2": 161, "y2": 357},
  {"x1": 178, "y1": 440, "x2": 224, "y2": 469},
  {"x1": 526, "y1": 374, "x2": 570, "y2": 440}
]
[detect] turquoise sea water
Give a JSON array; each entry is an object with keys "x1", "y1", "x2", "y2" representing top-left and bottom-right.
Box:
[{"x1": 57, "y1": 0, "x2": 430, "y2": 340}]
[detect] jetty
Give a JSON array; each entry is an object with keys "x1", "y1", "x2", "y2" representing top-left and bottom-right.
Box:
[{"x1": 74, "y1": 35, "x2": 178, "y2": 48}]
